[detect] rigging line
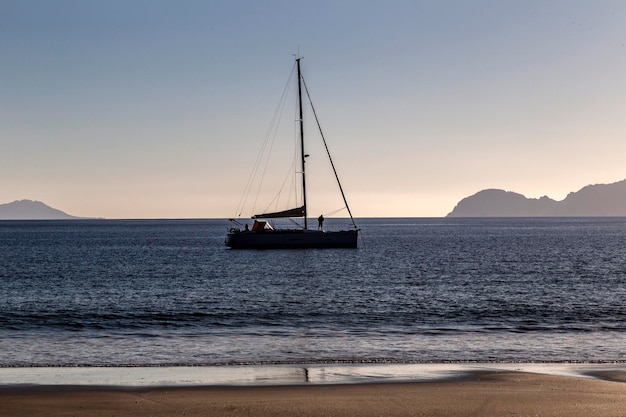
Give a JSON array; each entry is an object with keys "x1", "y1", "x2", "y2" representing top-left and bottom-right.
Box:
[
  {"x1": 292, "y1": 82, "x2": 301, "y2": 208},
  {"x1": 262, "y1": 157, "x2": 297, "y2": 213},
  {"x1": 240, "y1": 66, "x2": 294, "y2": 216},
  {"x1": 262, "y1": 77, "x2": 301, "y2": 214},
  {"x1": 235, "y1": 62, "x2": 297, "y2": 217},
  {"x1": 235, "y1": 132, "x2": 269, "y2": 216},
  {"x1": 287, "y1": 216, "x2": 304, "y2": 229},
  {"x1": 301, "y1": 75, "x2": 359, "y2": 230},
  {"x1": 287, "y1": 144, "x2": 297, "y2": 210},
  {"x1": 251, "y1": 114, "x2": 280, "y2": 215},
  {"x1": 259, "y1": 63, "x2": 302, "y2": 215},
  {"x1": 251, "y1": 62, "x2": 298, "y2": 215},
  {"x1": 235, "y1": 113, "x2": 277, "y2": 216},
  {"x1": 235, "y1": 94, "x2": 280, "y2": 217},
  {"x1": 324, "y1": 206, "x2": 346, "y2": 217},
  {"x1": 283, "y1": 156, "x2": 298, "y2": 210}
]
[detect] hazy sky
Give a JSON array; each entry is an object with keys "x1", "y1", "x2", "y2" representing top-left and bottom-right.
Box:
[{"x1": 2, "y1": 1, "x2": 626, "y2": 218}]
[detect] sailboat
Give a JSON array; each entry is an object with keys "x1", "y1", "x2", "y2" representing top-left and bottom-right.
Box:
[{"x1": 225, "y1": 57, "x2": 359, "y2": 249}]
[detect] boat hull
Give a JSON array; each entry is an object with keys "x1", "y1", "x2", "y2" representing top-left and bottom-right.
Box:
[{"x1": 225, "y1": 229, "x2": 358, "y2": 249}]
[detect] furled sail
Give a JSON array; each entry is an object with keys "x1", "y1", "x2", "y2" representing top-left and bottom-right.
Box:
[{"x1": 252, "y1": 206, "x2": 305, "y2": 219}]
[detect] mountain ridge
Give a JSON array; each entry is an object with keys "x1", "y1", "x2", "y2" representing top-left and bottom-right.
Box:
[
  {"x1": 447, "y1": 179, "x2": 626, "y2": 217},
  {"x1": 0, "y1": 200, "x2": 87, "y2": 220}
]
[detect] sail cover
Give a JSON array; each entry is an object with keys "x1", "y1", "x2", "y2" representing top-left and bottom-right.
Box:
[{"x1": 252, "y1": 206, "x2": 305, "y2": 219}]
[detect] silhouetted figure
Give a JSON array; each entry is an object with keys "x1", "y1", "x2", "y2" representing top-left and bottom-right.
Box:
[
  {"x1": 318, "y1": 215, "x2": 324, "y2": 230},
  {"x1": 244, "y1": 224, "x2": 249, "y2": 231}
]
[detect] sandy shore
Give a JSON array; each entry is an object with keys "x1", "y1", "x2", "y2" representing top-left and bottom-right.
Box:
[{"x1": 2, "y1": 371, "x2": 626, "y2": 417}]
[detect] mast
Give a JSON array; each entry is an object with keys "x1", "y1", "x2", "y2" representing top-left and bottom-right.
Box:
[{"x1": 297, "y1": 57, "x2": 308, "y2": 229}]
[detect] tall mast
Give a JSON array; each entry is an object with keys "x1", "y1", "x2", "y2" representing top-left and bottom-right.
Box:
[{"x1": 297, "y1": 57, "x2": 308, "y2": 230}]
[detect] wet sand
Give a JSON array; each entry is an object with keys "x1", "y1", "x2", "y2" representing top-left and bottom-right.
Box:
[{"x1": 2, "y1": 371, "x2": 626, "y2": 417}]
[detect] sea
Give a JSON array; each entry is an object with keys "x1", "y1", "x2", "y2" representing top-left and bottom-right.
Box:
[{"x1": 1, "y1": 217, "x2": 626, "y2": 384}]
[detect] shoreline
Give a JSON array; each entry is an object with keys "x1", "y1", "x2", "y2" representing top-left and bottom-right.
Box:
[
  {"x1": 2, "y1": 371, "x2": 626, "y2": 417},
  {"x1": 2, "y1": 362, "x2": 626, "y2": 388}
]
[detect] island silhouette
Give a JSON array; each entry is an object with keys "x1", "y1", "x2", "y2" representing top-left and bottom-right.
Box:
[
  {"x1": 448, "y1": 179, "x2": 626, "y2": 217},
  {"x1": 0, "y1": 200, "x2": 87, "y2": 220}
]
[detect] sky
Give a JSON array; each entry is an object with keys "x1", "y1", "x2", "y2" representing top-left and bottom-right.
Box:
[{"x1": 2, "y1": 0, "x2": 626, "y2": 219}]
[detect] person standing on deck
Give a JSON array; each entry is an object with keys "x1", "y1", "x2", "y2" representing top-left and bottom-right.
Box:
[{"x1": 318, "y1": 215, "x2": 324, "y2": 230}]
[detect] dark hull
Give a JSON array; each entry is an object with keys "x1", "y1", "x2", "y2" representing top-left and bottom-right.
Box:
[{"x1": 225, "y1": 229, "x2": 358, "y2": 249}]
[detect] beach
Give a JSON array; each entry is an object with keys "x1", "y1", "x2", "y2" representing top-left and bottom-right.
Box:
[{"x1": 2, "y1": 371, "x2": 626, "y2": 417}]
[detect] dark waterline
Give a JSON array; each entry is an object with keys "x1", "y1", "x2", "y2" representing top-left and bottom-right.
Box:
[{"x1": 1, "y1": 218, "x2": 625, "y2": 366}]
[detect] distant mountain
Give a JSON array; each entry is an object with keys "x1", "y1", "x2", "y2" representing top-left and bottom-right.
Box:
[
  {"x1": 447, "y1": 179, "x2": 626, "y2": 217},
  {"x1": 0, "y1": 200, "x2": 85, "y2": 220}
]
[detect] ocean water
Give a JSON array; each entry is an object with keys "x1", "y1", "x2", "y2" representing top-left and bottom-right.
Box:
[{"x1": 1, "y1": 217, "x2": 626, "y2": 368}]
